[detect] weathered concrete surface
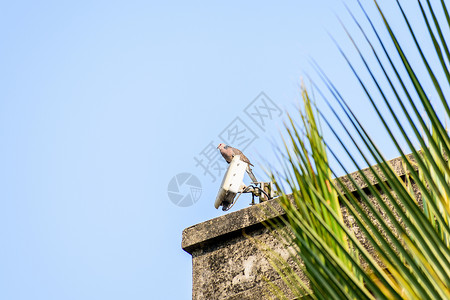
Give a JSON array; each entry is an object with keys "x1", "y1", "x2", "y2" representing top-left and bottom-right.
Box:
[{"x1": 182, "y1": 155, "x2": 420, "y2": 299}]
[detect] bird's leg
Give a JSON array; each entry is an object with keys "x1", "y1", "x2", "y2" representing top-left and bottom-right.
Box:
[{"x1": 250, "y1": 193, "x2": 255, "y2": 206}]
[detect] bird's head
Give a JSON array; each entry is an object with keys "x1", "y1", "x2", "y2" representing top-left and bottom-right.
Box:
[{"x1": 217, "y1": 143, "x2": 226, "y2": 150}]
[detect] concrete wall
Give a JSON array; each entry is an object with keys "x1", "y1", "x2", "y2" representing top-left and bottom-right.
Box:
[{"x1": 182, "y1": 156, "x2": 419, "y2": 299}]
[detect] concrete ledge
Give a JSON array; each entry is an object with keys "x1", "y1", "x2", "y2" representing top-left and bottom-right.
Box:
[{"x1": 182, "y1": 197, "x2": 284, "y2": 254}]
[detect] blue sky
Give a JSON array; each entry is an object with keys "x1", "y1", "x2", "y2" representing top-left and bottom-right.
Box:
[{"x1": 0, "y1": 1, "x2": 444, "y2": 299}]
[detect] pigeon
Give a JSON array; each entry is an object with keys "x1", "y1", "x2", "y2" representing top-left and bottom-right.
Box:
[{"x1": 217, "y1": 143, "x2": 257, "y2": 182}]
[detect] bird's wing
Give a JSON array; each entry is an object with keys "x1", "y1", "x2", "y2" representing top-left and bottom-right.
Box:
[
  {"x1": 231, "y1": 147, "x2": 243, "y2": 156},
  {"x1": 232, "y1": 147, "x2": 254, "y2": 166}
]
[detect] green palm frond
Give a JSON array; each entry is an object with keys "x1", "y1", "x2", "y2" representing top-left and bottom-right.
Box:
[{"x1": 263, "y1": 1, "x2": 450, "y2": 299}]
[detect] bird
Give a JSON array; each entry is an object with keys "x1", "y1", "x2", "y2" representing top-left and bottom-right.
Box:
[{"x1": 217, "y1": 143, "x2": 257, "y2": 182}]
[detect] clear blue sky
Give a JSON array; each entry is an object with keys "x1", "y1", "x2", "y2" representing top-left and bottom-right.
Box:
[{"x1": 0, "y1": 1, "x2": 441, "y2": 299}]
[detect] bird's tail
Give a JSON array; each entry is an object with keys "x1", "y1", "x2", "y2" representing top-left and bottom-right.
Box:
[{"x1": 246, "y1": 165, "x2": 257, "y2": 183}]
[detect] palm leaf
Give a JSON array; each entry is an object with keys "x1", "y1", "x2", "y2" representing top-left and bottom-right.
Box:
[{"x1": 262, "y1": 1, "x2": 450, "y2": 299}]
